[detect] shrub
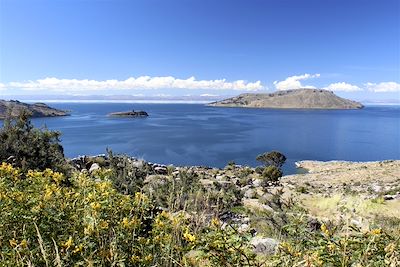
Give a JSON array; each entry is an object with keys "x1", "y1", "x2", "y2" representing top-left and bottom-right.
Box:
[
  {"x1": 256, "y1": 151, "x2": 286, "y2": 168},
  {"x1": 261, "y1": 166, "x2": 283, "y2": 186},
  {"x1": 0, "y1": 111, "x2": 67, "y2": 173}
]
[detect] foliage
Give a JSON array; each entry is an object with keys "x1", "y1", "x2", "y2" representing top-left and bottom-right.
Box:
[
  {"x1": 0, "y1": 163, "x2": 254, "y2": 266},
  {"x1": 106, "y1": 150, "x2": 150, "y2": 194},
  {"x1": 256, "y1": 151, "x2": 286, "y2": 168},
  {"x1": 273, "y1": 219, "x2": 400, "y2": 267},
  {"x1": 0, "y1": 112, "x2": 67, "y2": 173},
  {"x1": 261, "y1": 166, "x2": 283, "y2": 186}
]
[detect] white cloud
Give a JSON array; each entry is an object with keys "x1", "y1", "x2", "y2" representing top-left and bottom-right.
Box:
[
  {"x1": 324, "y1": 82, "x2": 362, "y2": 92},
  {"x1": 365, "y1": 82, "x2": 400, "y2": 92},
  {"x1": 273, "y1": 73, "x2": 320, "y2": 90},
  {"x1": 4, "y1": 76, "x2": 265, "y2": 92}
]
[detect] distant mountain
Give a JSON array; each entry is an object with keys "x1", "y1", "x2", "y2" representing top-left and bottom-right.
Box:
[
  {"x1": 208, "y1": 89, "x2": 364, "y2": 109},
  {"x1": 0, "y1": 100, "x2": 69, "y2": 119}
]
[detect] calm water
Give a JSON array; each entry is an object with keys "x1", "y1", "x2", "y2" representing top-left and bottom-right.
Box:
[{"x1": 4, "y1": 103, "x2": 400, "y2": 174}]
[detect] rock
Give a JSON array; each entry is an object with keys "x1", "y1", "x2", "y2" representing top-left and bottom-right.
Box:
[
  {"x1": 89, "y1": 163, "x2": 100, "y2": 173},
  {"x1": 244, "y1": 188, "x2": 256, "y2": 198},
  {"x1": 253, "y1": 179, "x2": 262, "y2": 187},
  {"x1": 216, "y1": 175, "x2": 224, "y2": 180},
  {"x1": 250, "y1": 237, "x2": 279, "y2": 255},
  {"x1": 154, "y1": 166, "x2": 168, "y2": 175},
  {"x1": 383, "y1": 194, "x2": 400, "y2": 200}
]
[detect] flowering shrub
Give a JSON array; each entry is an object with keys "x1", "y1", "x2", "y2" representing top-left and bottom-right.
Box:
[
  {"x1": 0, "y1": 163, "x2": 257, "y2": 266},
  {"x1": 272, "y1": 220, "x2": 400, "y2": 267}
]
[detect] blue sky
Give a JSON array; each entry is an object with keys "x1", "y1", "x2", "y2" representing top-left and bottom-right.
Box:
[{"x1": 0, "y1": 0, "x2": 399, "y2": 102}]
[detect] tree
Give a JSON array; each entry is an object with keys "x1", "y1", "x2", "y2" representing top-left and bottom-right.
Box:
[
  {"x1": 262, "y1": 166, "x2": 283, "y2": 186},
  {"x1": 0, "y1": 111, "x2": 67, "y2": 172},
  {"x1": 256, "y1": 151, "x2": 286, "y2": 168}
]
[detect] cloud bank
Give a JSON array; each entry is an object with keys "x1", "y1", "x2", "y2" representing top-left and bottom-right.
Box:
[
  {"x1": 4, "y1": 76, "x2": 265, "y2": 92},
  {"x1": 324, "y1": 82, "x2": 361, "y2": 92},
  {"x1": 273, "y1": 73, "x2": 320, "y2": 90},
  {"x1": 275, "y1": 74, "x2": 399, "y2": 93},
  {"x1": 366, "y1": 82, "x2": 400, "y2": 92}
]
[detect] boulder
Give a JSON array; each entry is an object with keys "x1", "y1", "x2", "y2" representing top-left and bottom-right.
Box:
[
  {"x1": 250, "y1": 237, "x2": 279, "y2": 255},
  {"x1": 89, "y1": 163, "x2": 100, "y2": 173}
]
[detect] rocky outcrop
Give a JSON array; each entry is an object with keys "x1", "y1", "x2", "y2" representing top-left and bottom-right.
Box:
[
  {"x1": 0, "y1": 100, "x2": 69, "y2": 119},
  {"x1": 208, "y1": 89, "x2": 364, "y2": 109},
  {"x1": 108, "y1": 110, "x2": 148, "y2": 117}
]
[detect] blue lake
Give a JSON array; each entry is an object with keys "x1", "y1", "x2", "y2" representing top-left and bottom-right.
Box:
[{"x1": 4, "y1": 103, "x2": 400, "y2": 174}]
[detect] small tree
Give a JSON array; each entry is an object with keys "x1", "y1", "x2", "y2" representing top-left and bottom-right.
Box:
[
  {"x1": 0, "y1": 111, "x2": 67, "y2": 172},
  {"x1": 262, "y1": 166, "x2": 283, "y2": 186},
  {"x1": 256, "y1": 151, "x2": 286, "y2": 168}
]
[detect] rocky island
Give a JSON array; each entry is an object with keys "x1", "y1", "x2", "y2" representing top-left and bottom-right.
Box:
[
  {"x1": 0, "y1": 100, "x2": 69, "y2": 119},
  {"x1": 108, "y1": 109, "x2": 149, "y2": 117},
  {"x1": 208, "y1": 88, "x2": 364, "y2": 109}
]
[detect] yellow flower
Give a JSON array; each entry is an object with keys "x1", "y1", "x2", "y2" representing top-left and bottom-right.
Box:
[
  {"x1": 99, "y1": 221, "x2": 109, "y2": 229},
  {"x1": 73, "y1": 244, "x2": 83, "y2": 254},
  {"x1": 122, "y1": 217, "x2": 130, "y2": 228},
  {"x1": 144, "y1": 254, "x2": 153, "y2": 262},
  {"x1": 131, "y1": 255, "x2": 140, "y2": 263},
  {"x1": 9, "y1": 239, "x2": 17, "y2": 247},
  {"x1": 20, "y1": 239, "x2": 28, "y2": 249},
  {"x1": 321, "y1": 223, "x2": 329, "y2": 235},
  {"x1": 62, "y1": 236, "x2": 73, "y2": 249},
  {"x1": 327, "y1": 243, "x2": 336, "y2": 251},
  {"x1": 370, "y1": 228, "x2": 381, "y2": 235},
  {"x1": 211, "y1": 218, "x2": 220, "y2": 227},
  {"x1": 90, "y1": 202, "x2": 101, "y2": 210},
  {"x1": 183, "y1": 230, "x2": 196, "y2": 243}
]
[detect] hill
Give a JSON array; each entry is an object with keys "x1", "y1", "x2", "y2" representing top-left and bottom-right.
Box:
[
  {"x1": 208, "y1": 89, "x2": 364, "y2": 109},
  {"x1": 0, "y1": 100, "x2": 69, "y2": 119}
]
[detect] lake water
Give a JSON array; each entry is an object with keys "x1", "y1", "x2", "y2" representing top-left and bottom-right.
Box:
[{"x1": 4, "y1": 103, "x2": 400, "y2": 174}]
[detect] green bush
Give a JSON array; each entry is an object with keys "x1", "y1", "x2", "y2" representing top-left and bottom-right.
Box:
[
  {"x1": 256, "y1": 151, "x2": 286, "y2": 168},
  {"x1": 0, "y1": 111, "x2": 67, "y2": 173},
  {"x1": 262, "y1": 166, "x2": 283, "y2": 186}
]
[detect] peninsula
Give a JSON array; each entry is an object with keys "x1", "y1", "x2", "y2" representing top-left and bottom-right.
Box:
[
  {"x1": 0, "y1": 100, "x2": 69, "y2": 119},
  {"x1": 208, "y1": 89, "x2": 364, "y2": 109}
]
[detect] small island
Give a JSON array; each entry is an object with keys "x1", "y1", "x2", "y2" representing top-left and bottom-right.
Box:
[
  {"x1": 208, "y1": 88, "x2": 364, "y2": 109},
  {"x1": 108, "y1": 109, "x2": 149, "y2": 118},
  {"x1": 0, "y1": 100, "x2": 69, "y2": 119}
]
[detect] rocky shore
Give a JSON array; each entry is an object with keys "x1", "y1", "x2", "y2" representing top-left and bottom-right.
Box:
[{"x1": 70, "y1": 155, "x2": 400, "y2": 256}]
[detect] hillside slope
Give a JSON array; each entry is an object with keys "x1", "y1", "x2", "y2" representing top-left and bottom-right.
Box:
[
  {"x1": 209, "y1": 89, "x2": 364, "y2": 109},
  {"x1": 0, "y1": 100, "x2": 69, "y2": 119}
]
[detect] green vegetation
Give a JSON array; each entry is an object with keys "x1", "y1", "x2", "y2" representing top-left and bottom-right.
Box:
[
  {"x1": 0, "y1": 115, "x2": 399, "y2": 266},
  {"x1": 256, "y1": 151, "x2": 286, "y2": 168},
  {"x1": 0, "y1": 111, "x2": 67, "y2": 173}
]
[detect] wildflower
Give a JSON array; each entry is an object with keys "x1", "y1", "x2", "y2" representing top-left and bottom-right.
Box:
[
  {"x1": 131, "y1": 255, "x2": 140, "y2": 263},
  {"x1": 183, "y1": 230, "x2": 196, "y2": 243},
  {"x1": 144, "y1": 254, "x2": 153, "y2": 262},
  {"x1": 73, "y1": 244, "x2": 83, "y2": 254},
  {"x1": 9, "y1": 239, "x2": 17, "y2": 247},
  {"x1": 20, "y1": 239, "x2": 28, "y2": 249},
  {"x1": 99, "y1": 221, "x2": 109, "y2": 229},
  {"x1": 62, "y1": 236, "x2": 73, "y2": 249},
  {"x1": 90, "y1": 202, "x2": 101, "y2": 211},
  {"x1": 321, "y1": 223, "x2": 330, "y2": 235},
  {"x1": 122, "y1": 217, "x2": 130, "y2": 228},
  {"x1": 211, "y1": 218, "x2": 220, "y2": 227},
  {"x1": 370, "y1": 228, "x2": 381, "y2": 235},
  {"x1": 327, "y1": 243, "x2": 336, "y2": 251}
]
